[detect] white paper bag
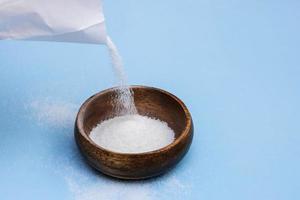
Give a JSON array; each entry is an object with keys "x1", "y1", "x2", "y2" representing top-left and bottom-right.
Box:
[{"x1": 0, "y1": 0, "x2": 106, "y2": 44}]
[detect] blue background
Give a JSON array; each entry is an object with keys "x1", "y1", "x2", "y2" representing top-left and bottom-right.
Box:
[{"x1": 0, "y1": 0, "x2": 299, "y2": 199}]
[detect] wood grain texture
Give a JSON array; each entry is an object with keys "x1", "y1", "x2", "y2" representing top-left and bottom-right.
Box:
[{"x1": 75, "y1": 85, "x2": 193, "y2": 179}]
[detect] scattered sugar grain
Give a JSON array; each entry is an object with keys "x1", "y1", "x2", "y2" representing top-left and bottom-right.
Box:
[
  {"x1": 90, "y1": 114, "x2": 175, "y2": 153},
  {"x1": 28, "y1": 99, "x2": 78, "y2": 128}
]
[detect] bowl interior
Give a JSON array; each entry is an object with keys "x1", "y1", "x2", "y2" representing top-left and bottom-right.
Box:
[{"x1": 81, "y1": 86, "x2": 188, "y2": 140}]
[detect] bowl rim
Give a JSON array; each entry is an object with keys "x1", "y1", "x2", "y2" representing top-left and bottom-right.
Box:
[{"x1": 76, "y1": 85, "x2": 192, "y2": 156}]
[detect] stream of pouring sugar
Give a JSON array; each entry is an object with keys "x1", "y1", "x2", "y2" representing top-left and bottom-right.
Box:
[{"x1": 106, "y1": 36, "x2": 137, "y2": 115}]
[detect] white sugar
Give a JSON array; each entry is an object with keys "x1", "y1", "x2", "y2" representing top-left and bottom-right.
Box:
[
  {"x1": 106, "y1": 36, "x2": 137, "y2": 115},
  {"x1": 90, "y1": 114, "x2": 175, "y2": 153},
  {"x1": 27, "y1": 99, "x2": 78, "y2": 128}
]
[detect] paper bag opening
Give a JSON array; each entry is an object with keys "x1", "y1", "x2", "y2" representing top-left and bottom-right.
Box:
[{"x1": 0, "y1": 0, "x2": 107, "y2": 44}]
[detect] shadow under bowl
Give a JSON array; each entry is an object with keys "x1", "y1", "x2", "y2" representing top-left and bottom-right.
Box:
[{"x1": 74, "y1": 85, "x2": 193, "y2": 180}]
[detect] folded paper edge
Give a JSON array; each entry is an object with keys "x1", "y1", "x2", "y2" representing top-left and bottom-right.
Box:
[{"x1": 22, "y1": 20, "x2": 107, "y2": 44}]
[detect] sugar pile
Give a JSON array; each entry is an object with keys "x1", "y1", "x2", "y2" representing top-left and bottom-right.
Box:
[
  {"x1": 106, "y1": 36, "x2": 137, "y2": 115},
  {"x1": 90, "y1": 114, "x2": 175, "y2": 153}
]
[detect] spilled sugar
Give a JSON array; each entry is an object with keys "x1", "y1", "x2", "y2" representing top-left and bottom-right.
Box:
[
  {"x1": 106, "y1": 36, "x2": 137, "y2": 115},
  {"x1": 65, "y1": 168, "x2": 190, "y2": 200},
  {"x1": 64, "y1": 161, "x2": 190, "y2": 200},
  {"x1": 90, "y1": 114, "x2": 175, "y2": 153},
  {"x1": 27, "y1": 99, "x2": 78, "y2": 128}
]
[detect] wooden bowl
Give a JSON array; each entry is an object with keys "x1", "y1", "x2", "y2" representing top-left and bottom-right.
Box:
[{"x1": 75, "y1": 85, "x2": 193, "y2": 179}]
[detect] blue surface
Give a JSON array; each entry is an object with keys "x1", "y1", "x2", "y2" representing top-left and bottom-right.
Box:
[{"x1": 1, "y1": 1, "x2": 300, "y2": 199}]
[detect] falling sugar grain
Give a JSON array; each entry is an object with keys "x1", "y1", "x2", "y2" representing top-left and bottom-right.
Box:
[{"x1": 106, "y1": 36, "x2": 137, "y2": 115}]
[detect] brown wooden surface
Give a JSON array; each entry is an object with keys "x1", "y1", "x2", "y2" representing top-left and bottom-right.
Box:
[{"x1": 74, "y1": 85, "x2": 193, "y2": 179}]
